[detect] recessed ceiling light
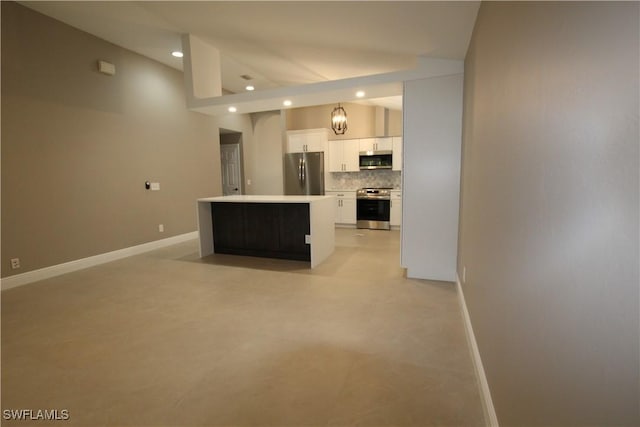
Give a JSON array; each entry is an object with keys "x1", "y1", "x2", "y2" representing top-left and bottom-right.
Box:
[
  {"x1": 245, "y1": 85, "x2": 255, "y2": 91},
  {"x1": 356, "y1": 90, "x2": 365, "y2": 98},
  {"x1": 171, "y1": 51, "x2": 183, "y2": 58},
  {"x1": 228, "y1": 106, "x2": 237, "y2": 113},
  {"x1": 283, "y1": 100, "x2": 292, "y2": 107}
]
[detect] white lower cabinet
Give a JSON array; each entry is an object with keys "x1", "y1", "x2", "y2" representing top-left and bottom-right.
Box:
[
  {"x1": 390, "y1": 191, "x2": 402, "y2": 227},
  {"x1": 326, "y1": 191, "x2": 356, "y2": 225}
]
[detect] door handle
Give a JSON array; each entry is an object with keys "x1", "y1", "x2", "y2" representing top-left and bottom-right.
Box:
[{"x1": 298, "y1": 158, "x2": 303, "y2": 181}]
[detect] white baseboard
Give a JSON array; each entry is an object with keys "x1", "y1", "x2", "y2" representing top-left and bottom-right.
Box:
[
  {"x1": 456, "y1": 273, "x2": 500, "y2": 427},
  {"x1": 1, "y1": 231, "x2": 199, "y2": 291}
]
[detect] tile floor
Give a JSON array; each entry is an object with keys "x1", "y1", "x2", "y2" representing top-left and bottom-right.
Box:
[{"x1": 1, "y1": 228, "x2": 484, "y2": 426}]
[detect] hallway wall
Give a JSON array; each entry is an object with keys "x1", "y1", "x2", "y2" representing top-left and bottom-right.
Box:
[
  {"x1": 458, "y1": 2, "x2": 639, "y2": 425},
  {"x1": 1, "y1": 2, "x2": 222, "y2": 278}
]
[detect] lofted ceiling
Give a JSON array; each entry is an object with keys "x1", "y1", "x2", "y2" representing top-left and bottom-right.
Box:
[{"x1": 20, "y1": 1, "x2": 480, "y2": 111}]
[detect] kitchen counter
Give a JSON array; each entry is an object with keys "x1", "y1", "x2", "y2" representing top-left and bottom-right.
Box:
[
  {"x1": 326, "y1": 188, "x2": 402, "y2": 191},
  {"x1": 197, "y1": 195, "x2": 335, "y2": 267},
  {"x1": 199, "y1": 195, "x2": 333, "y2": 203}
]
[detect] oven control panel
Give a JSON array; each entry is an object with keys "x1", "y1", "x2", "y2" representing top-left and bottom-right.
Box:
[{"x1": 356, "y1": 188, "x2": 392, "y2": 199}]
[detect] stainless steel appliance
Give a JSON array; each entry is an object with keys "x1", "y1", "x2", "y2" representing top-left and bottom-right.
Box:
[
  {"x1": 356, "y1": 188, "x2": 391, "y2": 230},
  {"x1": 359, "y1": 150, "x2": 393, "y2": 170},
  {"x1": 284, "y1": 152, "x2": 325, "y2": 195}
]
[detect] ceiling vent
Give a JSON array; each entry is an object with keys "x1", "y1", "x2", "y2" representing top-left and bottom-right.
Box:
[{"x1": 240, "y1": 74, "x2": 253, "y2": 81}]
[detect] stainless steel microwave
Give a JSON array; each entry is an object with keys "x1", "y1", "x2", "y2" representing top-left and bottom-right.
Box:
[{"x1": 359, "y1": 150, "x2": 393, "y2": 170}]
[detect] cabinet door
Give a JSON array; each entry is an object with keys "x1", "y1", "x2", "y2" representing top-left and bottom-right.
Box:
[
  {"x1": 335, "y1": 197, "x2": 343, "y2": 223},
  {"x1": 287, "y1": 134, "x2": 307, "y2": 153},
  {"x1": 305, "y1": 131, "x2": 327, "y2": 152},
  {"x1": 212, "y1": 203, "x2": 246, "y2": 251},
  {"x1": 244, "y1": 204, "x2": 280, "y2": 252},
  {"x1": 341, "y1": 198, "x2": 357, "y2": 225},
  {"x1": 328, "y1": 141, "x2": 344, "y2": 172},
  {"x1": 390, "y1": 192, "x2": 402, "y2": 226},
  {"x1": 375, "y1": 137, "x2": 393, "y2": 151},
  {"x1": 392, "y1": 137, "x2": 402, "y2": 171},
  {"x1": 277, "y1": 203, "x2": 310, "y2": 259},
  {"x1": 343, "y1": 139, "x2": 360, "y2": 172},
  {"x1": 359, "y1": 138, "x2": 376, "y2": 152}
]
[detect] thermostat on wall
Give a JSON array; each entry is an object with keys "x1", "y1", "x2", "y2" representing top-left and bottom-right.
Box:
[{"x1": 98, "y1": 60, "x2": 116, "y2": 76}]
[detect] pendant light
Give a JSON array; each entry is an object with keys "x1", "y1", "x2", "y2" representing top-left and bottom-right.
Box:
[{"x1": 331, "y1": 104, "x2": 348, "y2": 135}]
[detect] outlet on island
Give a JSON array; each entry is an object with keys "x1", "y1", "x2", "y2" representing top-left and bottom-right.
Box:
[{"x1": 158, "y1": 224, "x2": 164, "y2": 232}]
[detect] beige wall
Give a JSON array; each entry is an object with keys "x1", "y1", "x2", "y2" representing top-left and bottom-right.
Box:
[
  {"x1": 387, "y1": 109, "x2": 402, "y2": 136},
  {"x1": 248, "y1": 111, "x2": 284, "y2": 195},
  {"x1": 1, "y1": 2, "x2": 225, "y2": 277},
  {"x1": 286, "y1": 102, "x2": 401, "y2": 139},
  {"x1": 459, "y1": 2, "x2": 639, "y2": 425}
]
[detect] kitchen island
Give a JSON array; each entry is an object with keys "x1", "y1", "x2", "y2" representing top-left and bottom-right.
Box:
[{"x1": 197, "y1": 195, "x2": 335, "y2": 268}]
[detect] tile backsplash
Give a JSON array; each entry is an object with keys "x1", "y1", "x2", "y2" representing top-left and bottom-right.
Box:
[{"x1": 327, "y1": 170, "x2": 401, "y2": 190}]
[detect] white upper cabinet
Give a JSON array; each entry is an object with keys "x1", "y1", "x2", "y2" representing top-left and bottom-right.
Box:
[
  {"x1": 359, "y1": 138, "x2": 375, "y2": 152},
  {"x1": 343, "y1": 139, "x2": 360, "y2": 171},
  {"x1": 328, "y1": 139, "x2": 359, "y2": 172},
  {"x1": 392, "y1": 137, "x2": 403, "y2": 171},
  {"x1": 286, "y1": 129, "x2": 329, "y2": 153},
  {"x1": 375, "y1": 137, "x2": 393, "y2": 151},
  {"x1": 328, "y1": 141, "x2": 343, "y2": 172},
  {"x1": 360, "y1": 137, "x2": 392, "y2": 152}
]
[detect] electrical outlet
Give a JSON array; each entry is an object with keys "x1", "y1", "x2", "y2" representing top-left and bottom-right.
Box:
[
  {"x1": 158, "y1": 224, "x2": 164, "y2": 232},
  {"x1": 10, "y1": 258, "x2": 20, "y2": 270},
  {"x1": 462, "y1": 266, "x2": 466, "y2": 283}
]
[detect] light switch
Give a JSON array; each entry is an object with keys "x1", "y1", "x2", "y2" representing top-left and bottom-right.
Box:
[
  {"x1": 150, "y1": 182, "x2": 160, "y2": 191},
  {"x1": 304, "y1": 235, "x2": 311, "y2": 244}
]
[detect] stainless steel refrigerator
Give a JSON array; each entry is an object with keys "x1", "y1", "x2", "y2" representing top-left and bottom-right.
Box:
[{"x1": 284, "y1": 152, "x2": 325, "y2": 195}]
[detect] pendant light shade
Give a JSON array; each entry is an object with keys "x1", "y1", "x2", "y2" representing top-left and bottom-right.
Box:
[{"x1": 331, "y1": 104, "x2": 348, "y2": 135}]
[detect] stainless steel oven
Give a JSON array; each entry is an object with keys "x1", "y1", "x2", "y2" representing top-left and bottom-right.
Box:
[{"x1": 356, "y1": 188, "x2": 391, "y2": 230}]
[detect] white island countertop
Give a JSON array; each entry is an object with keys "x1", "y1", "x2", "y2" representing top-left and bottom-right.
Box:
[{"x1": 198, "y1": 195, "x2": 334, "y2": 203}]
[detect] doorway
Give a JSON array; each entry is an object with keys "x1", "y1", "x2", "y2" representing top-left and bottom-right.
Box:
[{"x1": 219, "y1": 129, "x2": 244, "y2": 196}]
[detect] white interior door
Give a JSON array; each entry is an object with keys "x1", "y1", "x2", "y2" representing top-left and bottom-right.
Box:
[{"x1": 220, "y1": 143, "x2": 242, "y2": 195}]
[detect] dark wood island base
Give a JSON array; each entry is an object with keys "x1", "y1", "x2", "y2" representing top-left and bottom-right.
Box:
[
  {"x1": 197, "y1": 195, "x2": 335, "y2": 268},
  {"x1": 211, "y1": 202, "x2": 311, "y2": 262}
]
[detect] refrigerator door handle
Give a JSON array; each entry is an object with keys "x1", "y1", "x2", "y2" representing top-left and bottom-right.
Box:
[
  {"x1": 301, "y1": 159, "x2": 306, "y2": 183},
  {"x1": 298, "y1": 158, "x2": 303, "y2": 182}
]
